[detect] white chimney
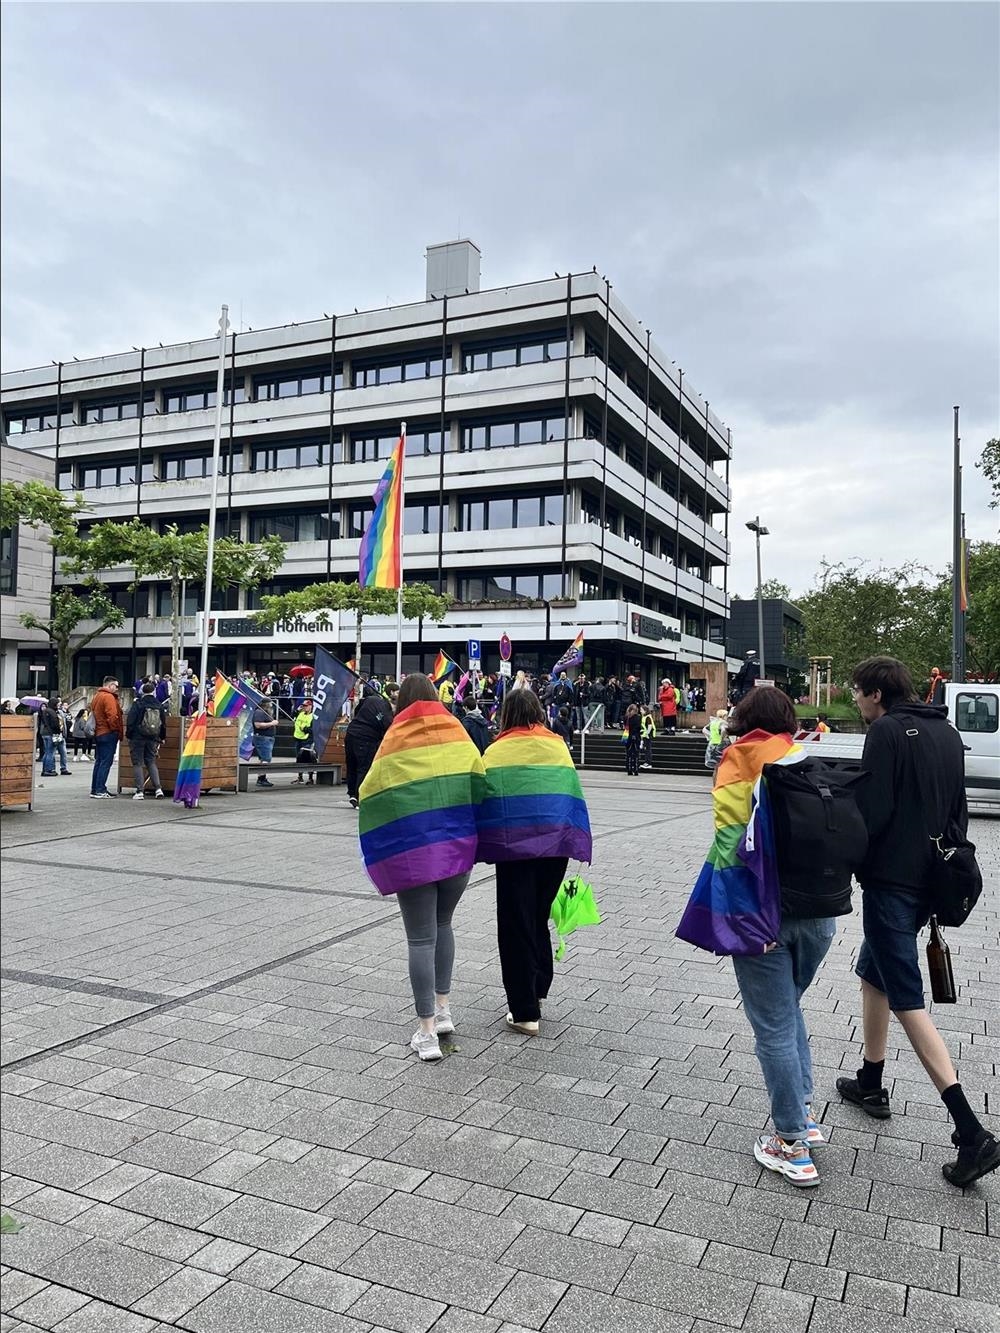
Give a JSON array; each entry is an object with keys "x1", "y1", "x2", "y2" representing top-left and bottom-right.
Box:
[{"x1": 426, "y1": 239, "x2": 481, "y2": 300}]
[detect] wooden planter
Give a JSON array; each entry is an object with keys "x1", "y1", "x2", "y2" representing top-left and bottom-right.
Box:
[
  {"x1": 117, "y1": 715, "x2": 239, "y2": 795},
  {"x1": 0, "y1": 714, "x2": 36, "y2": 811},
  {"x1": 320, "y1": 724, "x2": 348, "y2": 766}
]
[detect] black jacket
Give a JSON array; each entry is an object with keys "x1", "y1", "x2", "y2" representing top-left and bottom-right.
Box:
[
  {"x1": 461, "y1": 710, "x2": 491, "y2": 755},
  {"x1": 346, "y1": 696, "x2": 392, "y2": 752},
  {"x1": 126, "y1": 697, "x2": 168, "y2": 742},
  {"x1": 38, "y1": 706, "x2": 63, "y2": 738},
  {"x1": 858, "y1": 702, "x2": 968, "y2": 892}
]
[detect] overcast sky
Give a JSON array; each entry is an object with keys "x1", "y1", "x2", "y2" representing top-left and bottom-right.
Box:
[{"x1": 2, "y1": 2, "x2": 997, "y2": 595}]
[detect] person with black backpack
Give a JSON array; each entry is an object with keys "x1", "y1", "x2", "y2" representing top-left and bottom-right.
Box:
[
  {"x1": 839, "y1": 656, "x2": 997, "y2": 1187},
  {"x1": 125, "y1": 682, "x2": 167, "y2": 800}
]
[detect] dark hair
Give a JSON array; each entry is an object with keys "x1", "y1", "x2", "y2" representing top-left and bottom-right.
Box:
[
  {"x1": 47, "y1": 697, "x2": 59, "y2": 709},
  {"x1": 396, "y1": 674, "x2": 438, "y2": 710},
  {"x1": 141, "y1": 683, "x2": 156, "y2": 695},
  {"x1": 728, "y1": 688, "x2": 797, "y2": 737},
  {"x1": 499, "y1": 687, "x2": 546, "y2": 731},
  {"x1": 851, "y1": 655, "x2": 917, "y2": 710},
  {"x1": 103, "y1": 676, "x2": 118, "y2": 686}
]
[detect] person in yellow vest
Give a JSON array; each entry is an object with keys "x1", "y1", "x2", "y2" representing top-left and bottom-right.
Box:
[
  {"x1": 816, "y1": 715, "x2": 831, "y2": 734},
  {"x1": 438, "y1": 677, "x2": 456, "y2": 708},
  {"x1": 703, "y1": 708, "x2": 730, "y2": 770},
  {"x1": 291, "y1": 698, "x2": 317, "y2": 784}
]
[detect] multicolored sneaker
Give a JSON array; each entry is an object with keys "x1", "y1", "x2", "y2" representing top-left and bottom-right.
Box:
[
  {"x1": 754, "y1": 1134, "x2": 820, "y2": 1187},
  {"x1": 804, "y1": 1107, "x2": 826, "y2": 1146}
]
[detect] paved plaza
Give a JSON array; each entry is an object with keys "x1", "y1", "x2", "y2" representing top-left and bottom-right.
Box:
[{"x1": 1, "y1": 765, "x2": 997, "y2": 1333}]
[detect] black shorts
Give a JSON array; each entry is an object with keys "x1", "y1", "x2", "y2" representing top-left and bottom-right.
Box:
[{"x1": 856, "y1": 885, "x2": 930, "y2": 1011}]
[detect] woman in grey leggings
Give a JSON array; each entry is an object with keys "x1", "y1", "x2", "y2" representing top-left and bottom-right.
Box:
[{"x1": 396, "y1": 872, "x2": 470, "y2": 1060}]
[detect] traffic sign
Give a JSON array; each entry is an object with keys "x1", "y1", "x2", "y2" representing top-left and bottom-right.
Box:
[
  {"x1": 467, "y1": 638, "x2": 481, "y2": 662},
  {"x1": 499, "y1": 661, "x2": 512, "y2": 677},
  {"x1": 469, "y1": 659, "x2": 481, "y2": 672},
  {"x1": 755, "y1": 679, "x2": 776, "y2": 689},
  {"x1": 499, "y1": 633, "x2": 512, "y2": 662}
]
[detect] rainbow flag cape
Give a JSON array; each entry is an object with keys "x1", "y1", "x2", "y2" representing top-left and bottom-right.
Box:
[
  {"x1": 676, "y1": 730, "x2": 800, "y2": 955},
  {"x1": 551, "y1": 630, "x2": 584, "y2": 678},
  {"x1": 172, "y1": 711, "x2": 207, "y2": 809},
  {"x1": 210, "y1": 672, "x2": 246, "y2": 718},
  {"x1": 358, "y1": 700, "x2": 486, "y2": 896},
  {"x1": 358, "y1": 433, "x2": 404, "y2": 588},
  {"x1": 430, "y1": 650, "x2": 459, "y2": 684},
  {"x1": 477, "y1": 725, "x2": 592, "y2": 864}
]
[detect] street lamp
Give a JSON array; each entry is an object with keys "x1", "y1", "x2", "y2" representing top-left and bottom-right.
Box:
[{"x1": 745, "y1": 517, "x2": 769, "y2": 683}]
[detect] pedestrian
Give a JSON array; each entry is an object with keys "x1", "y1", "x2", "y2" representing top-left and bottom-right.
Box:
[
  {"x1": 658, "y1": 678, "x2": 677, "y2": 734},
  {"x1": 125, "y1": 682, "x2": 167, "y2": 800},
  {"x1": 437, "y1": 674, "x2": 457, "y2": 709},
  {"x1": 607, "y1": 675, "x2": 623, "y2": 728},
  {"x1": 623, "y1": 702, "x2": 641, "y2": 775},
  {"x1": 39, "y1": 699, "x2": 72, "y2": 777},
  {"x1": 510, "y1": 669, "x2": 528, "y2": 692},
  {"x1": 640, "y1": 708, "x2": 655, "y2": 769},
  {"x1": 839, "y1": 656, "x2": 999, "y2": 1186},
  {"x1": 345, "y1": 691, "x2": 393, "y2": 808},
  {"x1": 292, "y1": 698, "x2": 316, "y2": 784},
  {"x1": 679, "y1": 687, "x2": 832, "y2": 1188},
  {"x1": 460, "y1": 698, "x2": 491, "y2": 756},
  {"x1": 733, "y1": 650, "x2": 760, "y2": 701},
  {"x1": 155, "y1": 673, "x2": 173, "y2": 706},
  {"x1": 89, "y1": 677, "x2": 124, "y2": 798},
  {"x1": 587, "y1": 677, "x2": 606, "y2": 731},
  {"x1": 358, "y1": 673, "x2": 485, "y2": 1061},
  {"x1": 815, "y1": 714, "x2": 830, "y2": 734},
  {"x1": 251, "y1": 697, "x2": 279, "y2": 788},
  {"x1": 703, "y1": 708, "x2": 729, "y2": 771},
  {"x1": 477, "y1": 686, "x2": 592, "y2": 1035},
  {"x1": 550, "y1": 706, "x2": 574, "y2": 748}
]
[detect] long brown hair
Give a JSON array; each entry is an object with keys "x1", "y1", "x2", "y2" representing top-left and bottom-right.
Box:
[
  {"x1": 499, "y1": 687, "x2": 546, "y2": 732},
  {"x1": 396, "y1": 674, "x2": 439, "y2": 711}
]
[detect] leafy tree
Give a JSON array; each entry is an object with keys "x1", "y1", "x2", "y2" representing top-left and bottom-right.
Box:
[
  {"x1": 21, "y1": 590, "x2": 126, "y2": 699},
  {"x1": 1, "y1": 479, "x2": 82, "y2": 541},
  {"x1": 976, "y1": 437, "x2": 999, "y2": 509},
  {"x1": 253, "y1": 581, "x2": 451, "y2": 683},
  {"x1": 948, "y1": 540, "x2": 1000, "y2": 678},
  {"x1": 60, "y1": 519, "x2": 285, "y2": 710},
  {"x1": 756, "y1": 578, "x2": 792, "y2": 601}
]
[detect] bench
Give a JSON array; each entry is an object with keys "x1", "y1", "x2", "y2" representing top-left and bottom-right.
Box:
[{"x1": 238, "y1": 761, "x2": 342, "y2": 792}]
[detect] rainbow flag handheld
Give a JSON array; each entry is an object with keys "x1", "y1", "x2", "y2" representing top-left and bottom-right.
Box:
[
  {"x1": 551, "y1": 630, "x2": 584, "y2": 678},
  {"x1": 358, "y1": 700, "x2": 485, "y2": 896},
  {"x1": 358, "y1": 433, "x2": 404, "y2": 588},
  {"x1": 210, "y1": 672, "x2": 246, "y2": 718},
  {"x1": 477, "y1": 725, "x2": 592, "y2": 864},
  {"x1": 429, "y1": 650, "x2": 459, "y2": 684},
  {"x1": 172, "y1": 711, "x2": 207, "y2": 809},
  {"x1": 675, "y1": 731, "x2": 801, "y2": 956}
]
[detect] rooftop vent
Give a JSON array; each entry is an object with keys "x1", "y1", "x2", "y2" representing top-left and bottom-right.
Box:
[{"x1": 426, "y1": 239, "x2": 481, "y2": 300}]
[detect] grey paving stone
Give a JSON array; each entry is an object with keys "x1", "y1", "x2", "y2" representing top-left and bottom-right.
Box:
[
  {"x1": 782, "y1": 1263, "x2": 847, "y2": 1301},
  {"x1": 340, "y1": 1232, "x2": 513, "y2": 1314},
  {"x1": 388, "y1": 1135, "x2": 528, "y2": 1189},
  {"x1": 429, "y1": 1311, "x2": 502, "y2": 1333},
  {"x1": 56, "y1": 1300, "x2": 158, "y2": 1333},
  {"x1": 196, "y1": 1195, "x2": 328, "y2": 1257},
  {"x1": 123, "y1": 1133, "x2": 227, "y2": 1179},
  {"x1": 617, "y1": 1251, "x2": 755, "y2": 1327},
  {"x1": 0, "y1": 1214, "x2": 91, "y2": 1269},
  {"x1": 364, "y1": 1192, "x2": 524, "y2": 1260},
  {"x1": 806, "y1": 1297, "x2": 949, "y2": 1333},
  {"x1": 293, "y1": 1220, "x2": 374, "y2": 1270},
  {"x1": 227, "y1": 1251, "x2": 300, "y2": 1291},
  {"x1": 906, "y1": 1285, "x2": 1000, "y2": 1333},
  {"x1": 551, "y1": 1168, "x2": 665, "y2": 1224},
  {"x1": 571, "y1": 1212, "x2": 632, "y2": 1246},
  {"x1": 112, "y1": 1177, "x2": 238, "y2": 1229},
  {"x1": 274, "y1": 1263, "x2": 368, "y2": 1313},
  {"x1": 0, "y1": 1271, "x2": 48, "y2": 1312},
  {"x1": 499, "y1": 1226, "x2": 632, "y2": 1295},
  {"x1": 487, "y1": 1271, "x2": 567, "y2": 1330},
  {"x1": 126, "y1": 1221, "x2": 209, "y2": 1264},
  {"x1": 132, "y1": 1268, "x2": 226, "y2": 1322},
  {"x1": 655, "y1": 1195, "x2": 779, "y2": 1254},
  {"x1": 15, "y1": 1144, "x2": 118, "y2": 1193},
  {"x1": 319, "y1": 1180, "x2": 393, "y2": 1223},
  {"x1": 346, "y1": 1282, "x2": 446, "y2": 1333},
  {"x1": 829, "y1": 1230, "x2": 959, "y2": 1295},
  {"x1": 541, "y1": 1285, "x2": 693, "y2": 1333},
  {"x1": 622, "y1": 1222, "x2": 709, "y2": 1266},
  {"x1": 740, "y1": 1284, "x2": 813, "y2": 1333},
  {"x1": 178, "y1": 1278, "x2": 365, "y2": 1333},
  {"x1": 8, "y1": 1283, "x2": 90, "y2": 1327},
  {"x1": 700, "y1": 1242, "x2": 789, "y2": 1287},
  {"x1": 44, "y1": 1238, "x2": 178, "y2": 1307},
  {"x1": 232, "y1": 1152, "x2": 351, "y2": 1210},
  {"x1": 842, "y1": 1273, "x2": 907, "y2": 1315},
  {"x1": 187, "y1": 1239, "x2": 254, "y2": 1276}
]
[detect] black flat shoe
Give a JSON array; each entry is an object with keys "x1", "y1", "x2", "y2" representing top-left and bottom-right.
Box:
[
  {"x1": 942, "y1": 1130, "x2": 1000, "y2": 1188},
  {"x1": 836, "y1": 1075, "x2": 892, "y2": 1120}
]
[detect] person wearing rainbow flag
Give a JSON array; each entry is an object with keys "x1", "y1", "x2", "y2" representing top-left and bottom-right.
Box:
[{"x1": 357, "y1": 674, "x2": 486, "y2": 1062}]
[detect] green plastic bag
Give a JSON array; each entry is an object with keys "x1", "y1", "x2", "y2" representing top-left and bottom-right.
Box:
[{"x1": 550, "y1": 873, "x2": 601, "y2": 961}]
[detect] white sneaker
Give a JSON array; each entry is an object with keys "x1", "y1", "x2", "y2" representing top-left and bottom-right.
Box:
[
  {"x1": 132, "y1": 793, "x2": 144, "y2": 801},
  {"x1": 154, "y1": 789, "x2": 165, "y2": 799},
  {"x1": 434, "y1": 1008, "x2": 455, "y2": 1036},
  {"x1": 505, "y1": 1013, "x2": 539, "y2": 1036},
  {"x1": 409, "y1": 1030, "x2": 442, "y2": 1061}
]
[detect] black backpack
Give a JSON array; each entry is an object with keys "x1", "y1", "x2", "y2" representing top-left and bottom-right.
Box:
[
  {"x1": 763, "y1": 758, "x2": 871, "y2": 918},
  {"x1": 137, "y1": 700, "x2": 163, "y2": 740}
]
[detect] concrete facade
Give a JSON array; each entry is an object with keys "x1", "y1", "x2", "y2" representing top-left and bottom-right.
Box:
[
  {"x1": 1, "y1": 252, "x2": 733, "y2": 691},
  {"x1": 1, "y1": 443, "x2": 55, "y2": 699}
]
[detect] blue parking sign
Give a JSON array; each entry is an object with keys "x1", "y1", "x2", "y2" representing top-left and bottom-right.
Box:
[{"x1": 467, "y1": 638, "x2": 481, "y2": 661}]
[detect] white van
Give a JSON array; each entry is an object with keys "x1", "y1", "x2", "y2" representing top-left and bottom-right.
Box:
[{"x1": 794, "y1": 682, "x2": 1000, "y2": 813}]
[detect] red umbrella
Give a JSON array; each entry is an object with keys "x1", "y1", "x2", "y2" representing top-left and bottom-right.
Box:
[{"x1": 289, "y1": 665, "x2": 314, "y2": 678}]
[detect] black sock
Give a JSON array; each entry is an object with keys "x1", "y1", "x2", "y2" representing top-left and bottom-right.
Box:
[
  {"x1": 857, "y1": 1058, "x2": 884, "y2": 1091},
  {"x1": 941, "y1": 1083, "x2": 983, "y2": 1145}
]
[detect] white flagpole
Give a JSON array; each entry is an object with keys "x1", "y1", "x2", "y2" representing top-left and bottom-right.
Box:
[
  {"x1": 198, "y1": 305, "x2": 230, "y2": 711},
  {"x1": 396, "y1": 421, "x2": 406, "y2": 684}
]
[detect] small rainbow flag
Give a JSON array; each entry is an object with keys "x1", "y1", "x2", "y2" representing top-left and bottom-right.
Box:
[
  {"x1": 210, "y1": 672, "x2": 246, "y2": 718},
  {"x1": 172, "y1": 711, "x2": 207, "y2": 809},
  {"x1": 430, "y1": 650, "x2": 459, "y2": 684},
  {"x1": 551, "y1": 630, "x2": 584, "y2": 678},
  {"x1": 359, "y1": 432, "x2": 404, "y2": 588}
]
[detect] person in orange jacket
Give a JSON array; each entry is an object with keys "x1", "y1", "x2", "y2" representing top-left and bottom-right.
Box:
[{"x1": 89, "y1": 676, "x2": 125, "y2": 799}]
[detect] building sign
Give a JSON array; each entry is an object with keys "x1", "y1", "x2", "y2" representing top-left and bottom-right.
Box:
[
  {"x1": 208, "y1": 611, "x2": 338, "y2": 642},
  {"x1": 629, "y1": 610, "x2": 681, "y2": 644}
]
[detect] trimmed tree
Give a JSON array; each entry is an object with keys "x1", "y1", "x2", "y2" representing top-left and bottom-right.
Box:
[{"x1": 21, "y1": 589, "x2": 127, "y2": 700}]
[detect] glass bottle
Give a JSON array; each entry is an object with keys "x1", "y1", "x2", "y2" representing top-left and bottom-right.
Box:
[{"x1": 926, "y1": 915, "x2": 957, "y2": 1005}]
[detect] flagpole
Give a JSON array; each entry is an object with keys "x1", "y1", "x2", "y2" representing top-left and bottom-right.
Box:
[
  {"x1": 396, "y1": 421, "x2": 406, "y2": 684},
  {"x1": 951, "y1": 405, "x2": 964, "y2": 683},
  {"x1": 198, "y1": 305, "x2": 230, "y2": 711}
]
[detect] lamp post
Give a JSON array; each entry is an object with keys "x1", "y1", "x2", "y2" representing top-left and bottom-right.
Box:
[{"x1": 745, "y1": 517, "x2": 769, "y2": 683}]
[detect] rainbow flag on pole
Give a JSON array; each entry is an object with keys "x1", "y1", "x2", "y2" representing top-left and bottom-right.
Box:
[
  {"x1": 172, "y1": 711, "x2": 208, "y2": 809},
  {"x1": 359, "y1": 433, "x2": 404, "y2": 588},
  {"x1": 429, "y1": 650, "x2": 459, "y2": 684},
  {"x1": 210, "y1": 672, "x2": 246, "y2": 718},
  {"x1": 551, "y1": 630, "x2": 584, "y2": 678}
]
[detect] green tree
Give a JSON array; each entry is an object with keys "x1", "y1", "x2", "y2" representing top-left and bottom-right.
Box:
[
  {"x1": 757, "y1": 578, "x2": 792, "y2": 601},
  {"x1": 0, "y1": 478, "x2": 82, "y2": 541},
  {"x1": 253, "y1": 581, "x2": 451, "y2": 683},
  {"x1": 944, "y1": 540, "x2": 1000, "y2": 678},
  {"x1": 60, "y1": 519, "x2": 286, "y2": 710},
  {"x1": 21, "y1": 589, "x2": 126, "y2": 699},
  {"x1": 976, "y1": 437, "x2": 999, "y2": 508}
]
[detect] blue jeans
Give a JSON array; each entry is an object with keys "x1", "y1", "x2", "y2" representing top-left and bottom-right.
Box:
[
  {"x1": 91, "y1": 733, "x2": 119, "y2": 795},
  {"x1": 42, "y1": 735, "x2": 69, "y2": 775},
  {"x1": 732, "y1": 916, "x2": 836, "y2": 1141}
]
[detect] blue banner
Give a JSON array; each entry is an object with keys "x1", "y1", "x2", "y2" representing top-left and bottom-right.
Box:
[{"x1": 311, "y1": 647, "x2": 358, "y2": 760}]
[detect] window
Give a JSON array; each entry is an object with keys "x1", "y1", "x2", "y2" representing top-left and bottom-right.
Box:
[
  {"x1": 624, "y1": 518, "x2": 642, "y2": 548},
  {"x1": 80, "y1": 461, "x2": 146, "y2": 488},
  {"x1": 955, "y1": 692, "x2": 998, "y2": 734},
  {"x1": 579, "y1": 574, "x2": 600, "y2": 600},
  {"x1": 82, "y1": 393, "x2": 155, "y2": 424},
  {"x1": 245, "y1": 577, "x2": 313, "y2": 609},
  {"x1": 348, "y1": 504, "x2": 373, "y2": 539},
  {"x1": 405, "y1": 428, "x2": 444, "y2": 457},
  {"x1": 250, "y1": 441, "x2": 327, "y2": 471},
  {"x1": 403, "y1": 502, "x2": 442, "y2": 536},
  {"x1": 167, "y1": 514, "x2": 233, "y2": 539},
  {"x1": 456, "y1": 493, "x2": 561, "y2": 532},
  {"x1": 4, "y1": 405, "x2": 75, "y2": 434},
  {"x1": 58, "y1": 464, "x2": 74, "y2": 491},
  {"x1": 462, "y1": 332, "x2": 567, "y2": 373},
  {"x1": 460, "y1": 413, "x2": 565, "y2": 451},
  {"x1": 353, "y1": 351, "x2": 445, "y2": 387},
  {"x1": 159, "y1": 451, "x2": 243, "y2": 481},
  {"x1": 163, "y1": 378, "x2": 247, "y2": 413},
  {"x1": 248, "y1": 510, "x2": 336, "y2": 544},
  {"x1": 604, "y1": 505, "x2": 620, "y2": 535},
  {"x1": 455, "y1": 569, "x2": 561, "y2": 601},
  {"x1": 0, "y1": 526, "x2": 17, "y2": 595},
  {"x1": 581, "y1": 494, "x2": 601, "y2": 526},
  {"x1": 253, "y1": 367, "x2": 341, "y2": 400},
  {"x1": 661, "y1": 537, "x2": 675, "y2": 563},
  {"x1": 350, "y1": 431, "x2": 398, "y2": 464},
  {"x1": 155, "y1": 584, "x2": 201, "y2": 617}
]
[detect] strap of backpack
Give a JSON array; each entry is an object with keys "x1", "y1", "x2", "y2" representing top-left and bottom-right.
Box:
[{"x1": 885, "y1": 715, "x2": 945, "y2": 843}]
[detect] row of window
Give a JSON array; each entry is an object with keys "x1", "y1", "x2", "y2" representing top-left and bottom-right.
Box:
[
  {"x1": 458, "y1": 494, "x2": 562, "y2": 532},
  {"x1": 461, "y1": 413, "x2": 566, "y2": 451},
  {"x1": 463, "y1": 333, "x2": 567, "y2": 373}
]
